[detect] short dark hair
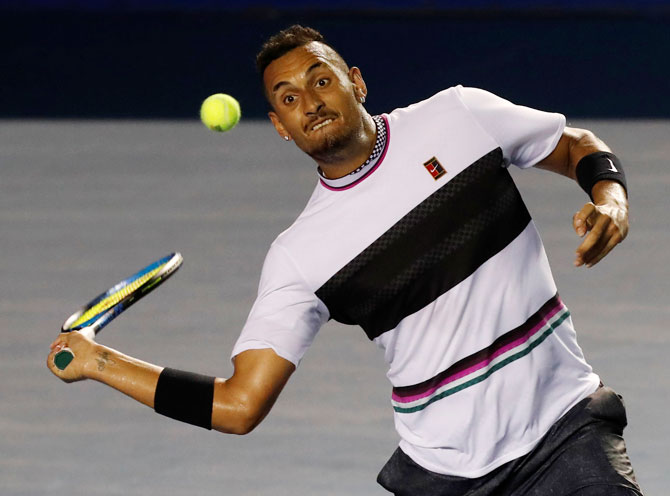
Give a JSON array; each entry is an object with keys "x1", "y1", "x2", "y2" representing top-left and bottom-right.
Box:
[{"x1": 256, "y1": 25, "x2": 326, "y2": 76}]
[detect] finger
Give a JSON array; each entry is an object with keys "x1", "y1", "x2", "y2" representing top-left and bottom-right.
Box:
[
  {"x1": 573, "y1": 203, "x2": 596, "y2": 237},
  {"x1": 577, "y1": 215, "x2": 610, "y2": 258},
  {"x1": 50, "y1": 338, "x2": 65, "y2": 351},
  {"x1": 581, "y1": 218, "x2": 624, "y2": 267},
  {"x1": 50, "y1": 340, "x2": 66, "y2": 354},
  {"x1": 47, "y1": 345, "x2": 78, "y2": 382},
  {"x1": 575, "y1": 215, "x2": 611, "y2": 266},
  {"x1": 46, "y1": 348, "x2": 62, "y2": 374},
  {"x1": 586, "y1": 238, "x2": 619, "y2": 267},
  {"x1": 584, "y1": 224, "x2": 624, "y2": 267},
  {"x1": 582, "y1": 235, "x2": 610, "y2": 267},
  {"x1": 48, "y1": 335, "x2": 72, "y2": 372}
]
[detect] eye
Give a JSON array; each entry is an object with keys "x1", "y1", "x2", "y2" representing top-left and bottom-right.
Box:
[
  {"x1": 316, "y1": 78, "x2": 329, "y2": 87},
  {"x1": 283, "y1": 95, "x2": 296, "y2": 105}
]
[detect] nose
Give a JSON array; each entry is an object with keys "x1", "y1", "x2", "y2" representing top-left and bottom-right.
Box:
[{"x1": 303, "y1": 89, "x2": 324, "y2": 115}]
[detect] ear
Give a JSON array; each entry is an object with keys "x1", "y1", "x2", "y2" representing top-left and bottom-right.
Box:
[
  {"x1": 349, "y1": 66, "x2": 367, "y2": 100},
  {"x1": 268, "y1": 111, "x2": 291, "y2": 141}
]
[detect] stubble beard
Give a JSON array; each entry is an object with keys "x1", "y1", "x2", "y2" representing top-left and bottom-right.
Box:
[{"x1": 303, "y1": 121, "x2": 363, "y2": 166}]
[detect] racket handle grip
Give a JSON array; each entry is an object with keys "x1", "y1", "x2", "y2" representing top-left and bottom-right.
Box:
[
  {"x1": 54, "y1": 348, "x2": 75, "y2": 370},
  {"x1": 53, "y1": 327, "x2": 95, "y2": 370}
]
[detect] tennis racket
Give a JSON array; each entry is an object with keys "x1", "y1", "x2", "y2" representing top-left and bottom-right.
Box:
[{"x1": 53, "y1": 252, "x2": 183, "y2": 370}]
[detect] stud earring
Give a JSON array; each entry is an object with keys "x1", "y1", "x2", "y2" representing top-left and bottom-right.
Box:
[
  {"x1": 360, "y1": 95, "x2": 366, "y2": 103},
  {"x1": 284, "y1": 136, "x2": 290, "y2": 141}
]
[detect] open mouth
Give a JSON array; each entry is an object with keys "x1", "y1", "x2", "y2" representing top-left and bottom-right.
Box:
[{"x1": 311, "y1": 118, "x2": 335, "y2": 132}]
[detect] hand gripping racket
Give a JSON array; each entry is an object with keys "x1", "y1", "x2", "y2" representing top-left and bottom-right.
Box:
[{"x1": 54, "y1": 252, "x2": 183, "y2": 370}]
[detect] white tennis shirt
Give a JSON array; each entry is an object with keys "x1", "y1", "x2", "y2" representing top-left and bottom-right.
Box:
[{"x1": 232, "y1": 86, "x2": 600, "y2": 477}]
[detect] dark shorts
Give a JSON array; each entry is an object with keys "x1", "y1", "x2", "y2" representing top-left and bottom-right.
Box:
[{"x1": 377, "y1": 386, "x2": 643, "y2": 496}]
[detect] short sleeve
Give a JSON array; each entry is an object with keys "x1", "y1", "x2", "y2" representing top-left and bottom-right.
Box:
[
  {"x1": 231, "y1": 242, "x2": 328, "y2": 367},
  {"x1": 456, "y1": 86, "x2": 566, "y2": 169}
]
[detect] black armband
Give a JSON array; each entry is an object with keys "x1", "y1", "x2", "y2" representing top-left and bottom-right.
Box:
[
  {"x1": 575, "y1": 151, "x2": 627, "y2": 201},
  {"x1": 154, "y1": 367, "x2": 215, "y2": 430}
]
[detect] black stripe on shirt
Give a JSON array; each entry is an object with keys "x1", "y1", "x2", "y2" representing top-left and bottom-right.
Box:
[{"x1": 316, "y1": 148, "x2": 531, "y2": 340}]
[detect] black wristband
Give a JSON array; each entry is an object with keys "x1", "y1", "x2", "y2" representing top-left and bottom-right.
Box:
[
  {"x1": 575, "y1": 151, "x2": 627, "y2": 201},
  {"x1": 154, "y1": 367, "x2": 215, "y2": 430}
]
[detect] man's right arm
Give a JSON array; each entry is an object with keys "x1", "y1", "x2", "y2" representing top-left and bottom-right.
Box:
[
  {"x1": 47, "y1": 330, "x2": 295, "y2": 435},
  {"x1": 213, "y1": 348, "x2": 295, "y2": 434}
]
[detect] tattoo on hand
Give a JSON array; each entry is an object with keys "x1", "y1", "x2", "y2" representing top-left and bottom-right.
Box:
[{"x1": 95, "y1": 351, "x2": 116, "y2": 371}]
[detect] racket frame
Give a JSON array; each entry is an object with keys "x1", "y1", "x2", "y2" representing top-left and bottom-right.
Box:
[{"x1": 54, "y1": 252, "x2": 183, "y2": 370}]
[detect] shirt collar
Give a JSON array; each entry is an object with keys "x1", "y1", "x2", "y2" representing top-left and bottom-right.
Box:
[{"x1": 318, "y1": 115, "x2": 389, "y2": 191}]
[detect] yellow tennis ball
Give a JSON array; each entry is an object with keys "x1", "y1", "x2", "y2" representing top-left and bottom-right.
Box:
[{"x1": 200, "y1": 93, "x2": 241, "y2": 132}]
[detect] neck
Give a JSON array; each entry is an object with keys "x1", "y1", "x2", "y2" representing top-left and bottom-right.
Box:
[{"x1": 316, "y1": 112, "x2": 377, "y2": 179}]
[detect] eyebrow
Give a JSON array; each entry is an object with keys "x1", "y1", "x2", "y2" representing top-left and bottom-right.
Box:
[{"x1": 271, "y1": 61, "x2": 324, "y2": 94}]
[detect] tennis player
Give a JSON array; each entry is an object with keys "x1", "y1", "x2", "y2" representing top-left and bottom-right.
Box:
[{"x1": 48, "y1": 25, "x2": 643, "y2": 495}]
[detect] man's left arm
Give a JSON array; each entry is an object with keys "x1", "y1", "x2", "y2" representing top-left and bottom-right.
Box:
[{"x1": 535, "y1": 127, "x2": 629, "y2": 268}]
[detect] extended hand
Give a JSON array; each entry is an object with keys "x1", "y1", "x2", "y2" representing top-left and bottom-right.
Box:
[{"x1": 573, "y1": 201, "x2": 628, "y2": 267}]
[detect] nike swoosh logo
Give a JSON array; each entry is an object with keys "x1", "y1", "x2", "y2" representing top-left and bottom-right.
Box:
[{"x1": 606, "y1": 158, "x2": 618, "y2": 173}]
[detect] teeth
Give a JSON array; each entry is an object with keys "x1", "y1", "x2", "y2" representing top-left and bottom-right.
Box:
[{"x1": 312, "y1": 119, "x2": 333, "y2": 131}]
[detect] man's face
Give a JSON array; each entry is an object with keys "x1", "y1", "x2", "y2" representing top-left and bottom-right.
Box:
[{"x1": 263, "y1": 42, "x2": 366, "y2": 163}]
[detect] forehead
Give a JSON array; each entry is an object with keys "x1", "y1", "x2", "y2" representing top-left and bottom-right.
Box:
[{"x1": 263, "y1": 42, "x2": 347, "y2": 93}]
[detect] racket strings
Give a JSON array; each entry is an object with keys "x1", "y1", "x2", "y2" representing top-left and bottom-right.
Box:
[{"x1": 67, "y1": 264, "x2": 165, "y2": 329}]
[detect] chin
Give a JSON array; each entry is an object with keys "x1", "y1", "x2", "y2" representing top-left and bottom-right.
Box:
[{"x1": 306, "y1": 127, "x2": 358, "y2": 163}]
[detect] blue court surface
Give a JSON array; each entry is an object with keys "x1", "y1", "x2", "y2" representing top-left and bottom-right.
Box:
[{"x1": 0, "y1": 118, "x2": 668, "y2": 495}]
